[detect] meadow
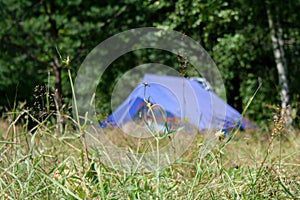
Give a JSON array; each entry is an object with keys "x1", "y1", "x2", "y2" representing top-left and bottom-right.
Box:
[
  {"x1": 2, "y1": 1, "x2": 300, "y2": 199},
  {"x1": 0, "y1": 110, "x2": 299, "y2": 200}
]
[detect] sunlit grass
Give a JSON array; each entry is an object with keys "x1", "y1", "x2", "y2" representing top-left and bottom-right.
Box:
[{"x1": 0, "y1": 117, "x2": 299, "y2": 199}]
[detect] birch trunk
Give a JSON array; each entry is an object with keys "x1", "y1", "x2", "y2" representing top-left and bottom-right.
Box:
[
  {"x1": 266, "y1": 1, "x2": 292, "y2": 128},
  {"x1": 53, "y1": 57, "x2": 64, "y2": 133}
]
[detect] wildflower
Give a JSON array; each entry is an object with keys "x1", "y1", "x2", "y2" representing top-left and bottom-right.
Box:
[
  {"x1": 63, "y1": 56, "x2": 70, "y2": 66},
  {"x1": 53, "y1": 170, "x2": 61, "y2": 180},
  {"x1": 215, "y1": 129, "x2": 228, "y2": 141}
]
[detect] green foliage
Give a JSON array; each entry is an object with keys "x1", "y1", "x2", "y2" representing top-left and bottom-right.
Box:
[{"x1": 1, "y1": 0, "x2": 300, "y2": 127}]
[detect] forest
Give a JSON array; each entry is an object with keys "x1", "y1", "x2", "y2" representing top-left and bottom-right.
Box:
[{"x1": 1, "y1": 0, "x2": 299, "y2": 128}]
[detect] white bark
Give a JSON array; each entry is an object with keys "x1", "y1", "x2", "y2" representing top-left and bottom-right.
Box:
[{"x1": 266, "y1": 1, "x2": 292, "y2": 128}]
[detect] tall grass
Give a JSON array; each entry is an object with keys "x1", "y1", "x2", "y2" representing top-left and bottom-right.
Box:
[{"x1": 0, "y1": 103, "x2": 299, "y2": 199}]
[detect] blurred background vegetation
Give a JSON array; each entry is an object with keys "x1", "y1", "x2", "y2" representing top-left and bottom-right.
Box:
[{"x1": 0, "y1": 0, "x2": 299, "y2": 129}]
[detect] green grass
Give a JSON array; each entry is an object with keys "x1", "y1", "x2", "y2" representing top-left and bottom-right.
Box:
[{"x1": 0, "y1": 117, "x2": 299, "y2": 200}]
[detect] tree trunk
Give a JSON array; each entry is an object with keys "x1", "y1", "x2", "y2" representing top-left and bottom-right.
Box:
[
  {"x1": 43, "y1": 1, "x2": 65, "y2": 133},
  {"x1": 266, "y1": 1, "x2": 292, "y2": 128},
  {"x1": 53, "y1": 56, "x2": 64, "y2": 133},
  {"x1": 227, "y1": 75, "x2": 243, "y2": 113}
]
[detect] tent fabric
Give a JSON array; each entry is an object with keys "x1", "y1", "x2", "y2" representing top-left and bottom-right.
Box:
[{"x1": 101, "y1": 74, "x2": 253, "y2": 130}]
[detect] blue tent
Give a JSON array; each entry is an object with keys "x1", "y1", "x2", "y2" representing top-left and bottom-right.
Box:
[{"x1": 101, "y1": 74, "x2": 253, "y2": 130}]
